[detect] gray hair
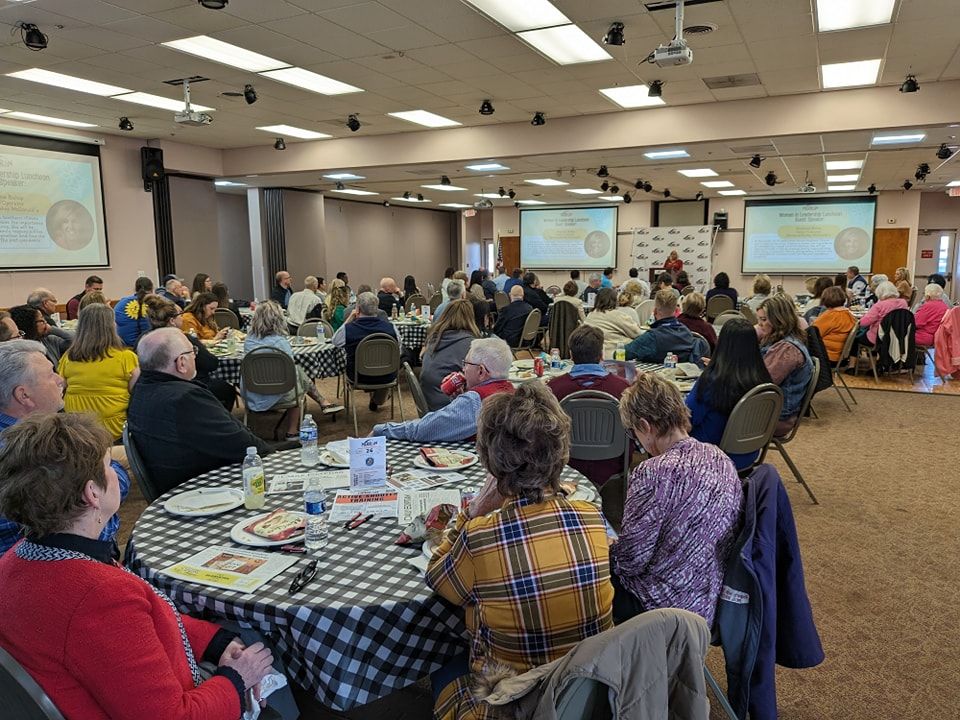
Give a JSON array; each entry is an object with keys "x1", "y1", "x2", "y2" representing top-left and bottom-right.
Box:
[
  {"x1": 249, "y1": 300, "x2": 287, "y2": 338},
  {"x1": 924, "y1": 283, "x2": 945, "y2": 300},
  {"x1": 357, "y1": 291, "x2": 379, "y2": 316},
  {"x1": 0, "y1": 340, "x2": 48, "y2": 408},
  {"x1": 588, "y1": 272, "x2": 601, "y2": 283},
  {"x1": 26, "y1": 288, "x2": 54, "y2": 308},
  {"x1": 466, "y1": 337, "x2": 512, "y2": 379},
  {"x1": 446, "y1": 280, "x2": 464, "y2": 300},
  {"x1": 875, "y1": 280, "x2": 899, "y2": 301},
  {"x1": 869, "y1": 273, "x2": 888, "y2": 290},
  {"x1": 164, "y1": 278, "x2": 180, "y2": 291},
  {"x1": 137, "y1": 327, "x2": 189, "y2": 372},
  {"x1": 304, "y1": 275, "x2": 318, "y2": 290}
]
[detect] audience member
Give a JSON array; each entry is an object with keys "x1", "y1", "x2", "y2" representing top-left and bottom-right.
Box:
[
  {"x1": 914, "y1": 283, "x2": 950, "y2": 347},
  {"x1": 580, "y1": 272, "x2": 602, "y2": 304},
  {"x1": 493, "y1": 286, "x2": 533, "y2": 347},
  {"x1": 493, "y1": 266, "x2": 509, "y2": 292},
  {"x1": 316, "y1": 276, "x2": 327, "y2": 304},
  {"x1": 553, "y1": 280, "x2": 586, "y2": 322},
  {"x1": 927, "y1": 273, "x2": 947, "y2": 291},
  {"x1": 854, "y1": 280, "x2": 908, "y2": 353},
  {"x1": 570, "y1": 269, "x2": 587, "y2": 297},
  {"x1": 324, "y1": 282, "x2": 350, "y2": 329},
  {"x1": 677, "y1": 292, "x2": 718, "y2": 351},
  {"x1": 157, "y1": 275, "x2": 187, "y2": 308},
  {"x1": 58, "y1": 304, "x2": 139, "y2": 441},
  {"x1": 271, "y1": 270, "x2": 292, "y2": 309},
  {"x1": 467, "y1": 270, "x2": 486, "y2": 300},
  {"x1": 744, "y1": 274, "x2": 772, "y2": 312},
  {"x1": 287, "y1": 276, "x2": 323, "y2": 327},
  {"x1": 0, "y1": 311, "x2": 18, "y2": 341},
  {"x1": 0, "y1": 341, "x2": 128, "y2": 555},
  {"x1": 673, "y1": 270, "x2": 692, "y2": 295},
  {"x1": 78, "y1": 291, "x2": 108, "y2": 312},
  {"x1": 66, "y1": 275, "x2": 104, "y2": 320},
  {"x1": 433, "y1": 277, "x2": 465, "y2": 321},
  {"x1": 584, "y1": 288, "x2": 643, "y2": 358},
  {"x1": 651, "y1": 272, "x2": 680, "y2": 301},
  {"x1": 686, "y1": 318, "x2": 773, "y2": 470},
  {"x1": 546, "y1": 325, "x2": 631, "y2": 486},
  {"x1": 801, "y1": 276, "x2": 834, "y2": 318},
  {"x1": 372, "y1": 337, "x2": 514, "y2": 441},
  {"x1": 616, "y1": 289, "x2": 641, "y2": 324},
  {"x1": 621, "y1": 277, "x2": 650, "y2": 302},
  {"x1": 420, "y1": 300, "x2": 481, "y2": 411},
  {"x1": 612, "y1": 373, "x2": 742, "y2": 626},
  {"x1": 114, "y1": 276, "x2": 154, "y2": 347},
  {"x1": 664, "y1": 249, "x2": 684, "y2": 278},
  {"x1": 27, "y1": 288, "x2": 69, "y2": 335},
  {"x1": 812, "y1": 286, "x2": 857, "y2": 363},
  {"x1": 846, "y1": 265, "x2": 867, "y2": 298},
  {"x1": 333, "y1": 292, "x2": 401, "y2": 411},
  {"x1": 706, "y1": 272, "x2": 738, "y2": 307},
  {"x1": 862, "y1": 273, "x2": 888, "y2": 308},
  {"x1": 894, "y1": 267, "x2": 913, "y2": 294},
  {"x1": 345, "y1": 284, "x2": 389, "y2": 320},
  {"x1": 191, "y1": 272, "x2": 213, "y2": 297},
  {"x1": 181, "y1": 292, "x2": 228, "y2": 341},
  {"x1": 426, "y1": 382, "x2": 612, "y2": 719},
  {"x1": 833, "y1": 273, "x2": 848, "y2": 289},
  {"x1": 335, "y1": 271, "x2": 352, "y2": 299},
  {"x1": 9, "y1": 304, "x2": 68, "y2": 365},
  {"x1": 211, "y1": 281, "x2": 240, "y2": 324},
  {"x1": 440, "y1": 266, "x2": 456, "y2": 297},
  {"x1": 521, "y1": 271, "x2": 551, "y2": 320},
  {"x1": 757, "y1": 295, "x2": 814, "y2": 435},
  {"x1": 896, "y1": 279, "x2": 913, "y2": 302},
  {"x1": 503, "y1": 267, "x2": 523, "y2": 294},
  {"x1": 480, "y1": 269, "x2": 498, "y2": 300},
  {"x1": 402, "y1": 275, "x2": 421, "y2": 306},
  {"x1": 626, "y1": 290, "x2": 704, "y2": 366},
  {"x1": 377, "y1": 277, "x2": 404, "y2": 317},
  {"x1": 601, "y1": 266, "x2": 615, "y2": 288}
]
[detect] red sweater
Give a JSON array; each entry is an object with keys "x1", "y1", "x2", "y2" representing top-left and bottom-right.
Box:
[{"x1": 0, "y1": 542, "x2": 240, "y2": 720}]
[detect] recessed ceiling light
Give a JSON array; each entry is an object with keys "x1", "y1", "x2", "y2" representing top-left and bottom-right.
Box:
[
  {"x1": 525, "y1": 178, "x2": 568, "y2": 186},
  {"x1": 599, "y1": 85, "x2": 666, "y2": 108},
  {"x1": 597, "y1": 195, "x2": 623, "y2": 202},
  {"x1": 567, "y1": 188, "x2": 604, "y2": 195},
  {"x1": 820, "y1": 59, "x2": 881, "y2": 89},
  {"x1": 475, "y1": 192, "x2": 502, "y2": 199},
  {"x1": 678, "y1": 168, "x2": 718, "y2": 177},
  {"x1": 323, "y1": 173, "x2": 365, "y2": 180},
  {"x1": 388, "y1": 110, "x2": 461, "y2": 128},
  {"x1": 516, "y1": 199, "x2": 548, "y2": 205},
  {"x1": 644, "y1": 149, "x2": 689, "y2": 159},
  {"x1": 517, "y1": 25, "x2": 612, "y2": 65},
  {"x1": 256, "y1": 124, "x2": 330, "y2": 140},
  {"x1": 162, "y1": 35, "x2": 289, "y2": 72},
  {"x1": 439, "y1": 202, "x2": 472, "y2": 208},
  {"x1": 718, "y1": 189, "x2": 746, "y2": 196},
  {"x1": 825, "y1": 159, "x2": 864, "y2": 170},
  {"x1": 421, "y1": 183, "x2": 468, "y2": 191},
  {"x1": 461, "y1": 0, "x2": 569, "y2": 32},
  {"x1": 259, "y1": 67, "x2": 361, "y2": 95},
  {"x1": 6, "y1": 111, "x2": 96, "y2": 128},
  {"x1": 700, "y1": 180, "x2": 735, "y2": 188},
  {"x1": 827, "y1": 174, "x2": 860, "y2": 183},
  {"x1": 392, "y1": 195, "x2": 430, "y2": 202},
  {"x1": 946, "y1": 181, "x2": 960, "y2": 187},
  {"x1": 465, "y1": 162, "x2": 509, "y2": 171},
  {"x1": 828, "y1": 185, "x2": 857, "y2": 191},
  {"x1": 116, "y1": 92, "x2": 214, "y2": 112},
  {"x1": 7, "y1": 68, "x2": 130, "y2": 96},
  {"x1": 214, "y1": 180, "x2": 245, "y2": 186},
  {"x1": 872, "y1": 133, "x2": 925, "y2": 145},
  {"x1": 815, "y1": 0, "x2": 895, "y2": 32},
  {"x1": 332, "y1": 188, "x2": 379, "y2": 196}
]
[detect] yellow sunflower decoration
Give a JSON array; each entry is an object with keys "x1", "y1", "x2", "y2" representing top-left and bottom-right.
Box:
[{"x1": 122, "y1": 299, "x2": 142, "y2": 320}]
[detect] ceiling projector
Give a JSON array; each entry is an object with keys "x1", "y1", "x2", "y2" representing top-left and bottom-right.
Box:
[
  {"x1": 173, "y1": 78, "x2": 212, "y2": 127},
  {"x1": 653, "y1": 40, "x2": 693, "y2": 67},
  {"x1": 474, "y1": 198, "x2": 494, "y2": 209}
]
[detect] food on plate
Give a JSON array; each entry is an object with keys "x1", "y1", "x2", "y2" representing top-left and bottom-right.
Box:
[
  {"x1": 243, "y1": 509, "x2": 305, "y2": 541},
  {"x1": 419, "y1": 447, "x2": 473, "y2": 468}
]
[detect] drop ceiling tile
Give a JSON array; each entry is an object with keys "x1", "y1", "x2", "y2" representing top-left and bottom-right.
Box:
[
  {"x1": 438, "y1": 59, "x2": 503, "y2": 80},
  {"x1": 63, "y1": 26, "x2": 151, "y2": 52},
  {"x1": 222, "y1": 0, "x2": 308, "y2": 22},
  {"x1": 880, "y1": 52, "x2": 957, "y2": 84},
  {"x1": 405, "y1": 43, "x2": 481, "y2": 67},
  {"x1": 888, "y1": 19, "x2": 960, "y2": 57},
  {"x1": 816, "y1": 26, "x2": 893, "y2": 65},
  {"x1": 656, "y1": 89, "x2": 717, "y2": 105},
  {"x1": 0, "y1": 6, "x2": 89, "y2": 30},
  {"x1": 102, "y1": 16, "x2": 191, "y2": 43},
  {"x1": 38, "y1": 0, "x2": 140, "y2": 24},
  {"x1": 710, "y1": 85, "x2": 769, "y2": 101},
  {"x1": 83, "y1": 51, "x2": 176, "y2": 77},
  {"x1": 152, "y1": 5, "x2": 250, "y2": 33},
  {"x1": 368, "y1": 23, "x2": 447, "y2": 50},
  {"x1": 264, "y1": 14, "x2": 390, "y2": 58},
  {"x1": 108, "y1": 0, "x2": 193, "y2": 11},
  {"x1": 746, "y1": 34, "x2": 818, "y2": 71},
  {"x1": 692, "y1": 42, "x2": 754, "y2": 66},
  {"x1": 511, "y1": 68, "x2": 579, "y2": 85},
  {"x1": 263, "y1": 42, "x2": 340, "y2": 67},
  {"x1": 456, "y1": 34, "x2": 528, "y2": 59},
  {"x1": 758, "y1": 67, "x2": 820, "y2": 94},
  {"x1": 354, "y1": 53, "x2": 428, "y2": 74},
  {"x1": 486, "y1": 50, "x2": 556, "y2": 74},
  {"x1": 386, "y1": 67, "x2": 454, "y2": 85},
  {"x1": 418, "y1": 80, "x2": 477, "y2": 97},
  {"x1": 321, "y1": 2, "x2": 410, "y2": 33}
]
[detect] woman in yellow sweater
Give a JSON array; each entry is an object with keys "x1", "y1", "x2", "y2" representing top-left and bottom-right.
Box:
[
  {"x1": 57, "y1": 303, "x2": 140, "y2": 441},
  {"x1": 180, "y1": 292, "x2": 228, "y2": 341}
]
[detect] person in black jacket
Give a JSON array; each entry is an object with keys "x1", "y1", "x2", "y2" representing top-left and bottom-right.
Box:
[
  {"x1": 270, "y1": 270, "x2": 292, "y2": 309},
  {"x1": 521, "y1": 272, "x2": 551, "y2": 326},
  {"x1": 128, "y1": 328, "x2": 294, "y2": 497},
  {"x1": 493, "y1": 286, "x2": 533, "y2": 347}
]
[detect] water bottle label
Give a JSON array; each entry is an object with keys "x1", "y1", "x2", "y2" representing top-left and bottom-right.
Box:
[
  {"x1": 247, "y1": 471, "x2": 265, "y2": 494},
  {"x1": 305, "y1": 500, "x2": 325, "y2": 515},
  {"x1": 300, "y1": 427, "x2": 318, "y2": 442}
]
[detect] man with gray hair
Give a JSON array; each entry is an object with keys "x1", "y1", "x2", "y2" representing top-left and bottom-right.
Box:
[
  {"x1": 27, "y1": 288, "x2": 72, "y2": 341},
  {"x1": 333, "y1": 292, "x2": 401, "y2": 411},
  {"x1": 372, "y1": 337, "x2": 515, "y2": 441},
  {"x1": 157, "y1": 275, "x2": 187, "y2": 309},
  {"x1": 0, "y1": 340, "x2": 128, "y2": 555},
  {"x1": 433, "y1": 278, "x2": 464, "y2": 321},
  {"x1": 287, "y1": 275, "x2": 322, "y2": 328},
  {"x1": 580, "y1": 272, "x2": 602, "y2": 305},
  {"x1": 378, "y1": 277, "x2": 403, "y2": 317},
  {"x1": 127, "y1": 328, "x2": 289, "y2": 496}
]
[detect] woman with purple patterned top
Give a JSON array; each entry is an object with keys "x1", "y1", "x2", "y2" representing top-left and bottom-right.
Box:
[{"x1": 611, "y1": 373, "x2": 743, "y2": 627}]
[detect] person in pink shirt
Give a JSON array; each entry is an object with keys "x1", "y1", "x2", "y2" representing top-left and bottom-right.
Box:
[
  {"x1": 847, "y1": 281, "x2": 908, "y2": 373},
  {"x1": 914, "y1": 283, "x2": 950, "y2": 346}
]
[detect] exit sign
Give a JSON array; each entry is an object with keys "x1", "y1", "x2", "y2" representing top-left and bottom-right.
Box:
[{"x1": 921, "y1": 249, "x2": 934, "y2": 258}]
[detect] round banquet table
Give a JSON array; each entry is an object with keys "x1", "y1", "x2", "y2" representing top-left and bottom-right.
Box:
[
  {"x1": 209, "y1": 339, "x2": 345, "y2": 385},
  {"x1": 391, "y1": 319, "x2": 429, "y2": 354},
  {"x1": 124, "y1": 440, "x2": 595, "y2": 711}
]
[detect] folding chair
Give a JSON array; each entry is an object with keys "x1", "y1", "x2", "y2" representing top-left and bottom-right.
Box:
[
  {"x1": 240, "y1": 347, "x2": 305, "y2": 430},
  {"x1": 122, "y1": 423, "x2": 161, "y2": 503},
  {"x1": 213, "y1": 308, "x2": 240, "y2": 330},
  {"x1": 635, "y1": 298, "x2": 655, "y2": 326},
  {"x1": 0, "y1": 646, "x2": 65, "y2": 720},
  {"x1": 401, "y1": 361, "x2": 430, "y2": 418},
  {"x1": 706, "y1": 294, "x2": 734, "y2": 321},
  {"x1": 768, "y1": 357, "x2": 820, "y2": 504},
  {"x1": 511, "y1": 309, "x2": 541, "y2": 358},
  {"x1": 297, "y1": 319, "x2": 321, "y2": 337},
  {"x1": 404, "y1": 294, "x2": 425, "y2": 312},
  {"x1": 831, "y1": 324, "x2": 859, "y2": 411},
  {"x1": 345, "y1": 333, "x2": 404, "y2": 435},
  {"x1": 428, "y1": 292, "x2": 443, "y2": 313},
  {"x1": 714, "y1": 310, "x2": 745, "y2": 333},
  {"x1": 739, "y1": 304, "x2": 758, "y2": 325},
  {"x1": 718, "y1": 384, "x2": 783, "y2": 477},
  {"x1": 493, "y1": 291, "x2": 510, "y2": 311}
]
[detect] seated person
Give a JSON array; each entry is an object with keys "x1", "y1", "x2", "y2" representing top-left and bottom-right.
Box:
[
  {"x1": 521, "y1": 271, "x2": 551, "y2": 321},
  {"x1": 0, "y1": 340, "x2": 129, "y2": 555},
  {"x1": 861, "y1": 273, "x2": 887, "y2": 309},
  {"x1": 650, "y1": 272, "x2": 680, "y2": 301},
  {"x1": 128, "y1": 328, "x2": 295, "y2": 497},
  {"x1": 615, "y1": 290, "x2": 641, "y2": 324},
  {"x1": 914, "y1": 283, "x2": 950, "y2": 346},
  {"x1": 181, "y1": 292, "x2": 228, "y2": 342},
  {"x1": 757, "y1": 295, "x2": 814, "y2": 435},
  {"x1": 419, "y1": 300, "x2": 481, "y2": 411},
  {"x1": 846, "y1": 265, "x2": 868, "y2": 299},
  {"x1": 850, "y1": 280, "x2": 909, "y2": 364},
  {"x1": 583, "y1": 288, "x2": 643, "y2": 358},
  {"x1": 492, "y1": 286, "x2": 533, "y2": 347},
  {"x1": 620, "y1": 278, "x2": 651, "y2": 306},
  {"x1": 377, "y1": 276, "x2": 404, "y2": 317},
  {"x1": 676, "y1": 292, "x2": 717, "y2": 352},
  {"x1": 801, "y1": 276, "x2": 834, "y2": 321},
  {"x1": 612, "y1": 374, "x2": 743, "y2": 626},
  {"x1": 321, "y1": 281, "x2": 350, "y2": 330},
  {"x1": 811, "y1": 286, "x2": 857, "y2": 363},
  {"x1": 432, "y1": 278, "x2": 465, "y2": 322},
  {"x1": 0, "y1": 310, "x2": 18, "y2": 341},
  {"x1": 580, "y1": 272, "x2": 602, "y2": 304},
  {"x1": 9, "y1": 304, "x2": 70, "y2": 367},
  {"x1": 744, "y1": 274, "x2": 772, "y2": 313},
  {"x1": 705, "y1": 272, "x2": 738, "y2": 307},
  {"x1": 601, "y1": 266, "x2": 615, "y2": 288},
  {"x1": 66, "y1": 274, "x2": 104, "y2": 320},
  {"x1": 503, "y1": 268, "x2": 523, "y2": 294},
  {"x1": 626, "y1": 290, "x2": 705, "y2": 366},
  {"x1": 552, "y1": 280, "x2": 586, "y2": 322},
  {"x1": 333, "y1": 291, "x2": 400, "y2": 411},
  {"x1": 672, "y1": 270, "x2": 692, "y2": 295},
  {"x1": 546, "y1": 326, "x2": 630, "y2": 486},
  {"x1": 372, "y1": 337, "x2": 514, "y2": 442},
  {"x1": 685, "y1": 318, "x2": 772, "y2": 470},
  {"x1": 0, "y1": 413, "x2": 283, "y2": 720},
  {"x1": 114, "y1": 277, "x2": 154, "y2": 348},
  {"x1": 287, "y1": 276, "x2": 323, "y2": 327},
  {"x1": 426, "y1": 383, "x2": 613, "y2": 719}
]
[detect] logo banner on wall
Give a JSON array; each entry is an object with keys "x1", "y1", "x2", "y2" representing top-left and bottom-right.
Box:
[{"x1": 631, "y1": 225, "x2": 716, "y2": 292}]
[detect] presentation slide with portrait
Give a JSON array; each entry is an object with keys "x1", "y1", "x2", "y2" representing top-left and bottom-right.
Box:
[
  {"x1": 743, "y1": 198, "x2": 876, "y2": 274},
  {"x1": 520, "y1": 206, "x2": 618, "y2": 269},
  {"x1": 0, "y1": 142, "x2": 108, "y2": 269}
]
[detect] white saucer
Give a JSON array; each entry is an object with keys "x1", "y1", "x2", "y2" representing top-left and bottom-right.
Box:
[
  {"x1": 229, "y1": 511, "x2": 306, "y2": 547},
  {"x1": 163, "y1": 488, "x2": 244, "y2": 517}
]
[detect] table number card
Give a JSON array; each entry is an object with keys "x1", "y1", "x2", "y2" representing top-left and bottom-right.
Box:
[{"x1": 349, "y1": 436, "x2": 387, "y2": 490}]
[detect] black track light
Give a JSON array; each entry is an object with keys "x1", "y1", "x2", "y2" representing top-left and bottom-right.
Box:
[
  {"x1": 508, "y1": 189, "x2": 516, "y2": 199},
  {"x1": 440, "y1": 175, "x2": 451, "y2": 186},
  {"x1": 915, "y1": 163, "x2": 930, "y2": 181},
  {"x1": 531, "y1": 111, "x2": 545, "y2": 126},
  {"x1": 597, "y1": 165, "x2": 609, "y2": 178},
  {"x1": 242, "y1": 84, "x2": 257, "y2": 104},
  {"x1": 335, "y1": 181, "x2": 345, "y2": 191},
  {"x1": 498, "y1": 186, "x2": 506, "y2": 197},
  {"x1": 199, "y1": 0, "x2": 228, "y2": 8},
  {"x1": 417, "y1": 193, "x2": 424, "y2": 201},
  {"x1": 648, "y1": 80, "x2": 663, "y2": 98},
  {"x1": 902, "y1": 179, "x2": 913, "y2": 190},
  {"x1": 749, "y1": 154, "x2": 763, "y2": 169},
  {"x1": 600, "y1": 180, "x2": 610, "y2": 192},
  {"x1": 118, "y1": 117, "x2": 133, "y2": 132},
  {"x1": 937, "y1": 144, "x2": 954, "y2": 160},
  {"x1": 643, "y1": 181, "x2": 652, "y2": 193},
  {"x1": 623, "y1": 192, "x2": 632, "y2": 204},
  {"x1": 764, "y1": 171, "x2": 778, "y2": 187},
  {"x1": 273, "y1": 137, "x2": 286, "y2": 151},
  {"x1": 610, "y1": 184, "x2": 620, "y2": 194},
  {"x1": 17, "y1": 22, "x2": 48, "y2": 51},
  {"x1": 478, "y1": 99, "x2": 495, "y2": 115},
  {"x1": 346, "y1": 114, "x2": 361, "y2": 132},
  {"x1": 899, "y1": 74, "x2": 920, "y2": 93},
  {"x1": 603, "y1": 22, "x2": 625, "y2": 46},
  {"x1": 663, "y1": 188, "x2": 671, "y2": 198},
  {"x1": 867, "y1": 184, "x2": 877, "y2": 194},
  {"x1": 634, "y1": 179, "x2": 644, "y2": 189},
  {"x1": 382, "y1": 200, "x2": 390, "y2": 207},
  {"x1": 695, "y1": 191, "x2": 704, "y2": 201},
  {"x1": 403, "y1": 191, "x2": 411, "y2": 200}
]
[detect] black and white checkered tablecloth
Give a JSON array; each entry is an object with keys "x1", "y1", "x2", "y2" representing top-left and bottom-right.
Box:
[
  {"x1": 125, "y1": 442, "x2": 591, "y2": 711},
  {"x1": 210, "y1": 343, "x2": 346, "y2": 385},
  {"x1": 392, "y1": 321, "x2": 428, "y2": 353}
]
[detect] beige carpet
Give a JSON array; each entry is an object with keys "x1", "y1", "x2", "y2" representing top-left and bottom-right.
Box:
[{"x1": 118, "y1": 378, "x2": 960, "y2": 719}]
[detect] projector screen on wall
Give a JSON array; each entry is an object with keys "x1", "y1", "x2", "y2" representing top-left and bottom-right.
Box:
[
  {"x1": 520, "y1": 206, "x2": 618, "y2": 269},
  {"x1": 0, "y1": 135, "x2": 108, "y2": 270},
  {"x1": 742, "y1": 197, "x2": 876, "y2": 274}
]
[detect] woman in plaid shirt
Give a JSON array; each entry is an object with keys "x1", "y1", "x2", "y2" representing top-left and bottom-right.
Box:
[{"x1": 426, "y1": 383, "x2": 614, "y2": 720}]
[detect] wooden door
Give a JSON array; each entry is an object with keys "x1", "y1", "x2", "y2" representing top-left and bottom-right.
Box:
[
  {"x1": 499, "y1": 235, "x2": 520, "y2": 272},
  {"x1": 872, "y1": 228, "x2": 909, "y2": 279}
]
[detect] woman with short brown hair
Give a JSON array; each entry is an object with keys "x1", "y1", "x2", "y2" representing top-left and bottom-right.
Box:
[{"x1": 583, "y1": 288, "x2": 643, "y2": 358}]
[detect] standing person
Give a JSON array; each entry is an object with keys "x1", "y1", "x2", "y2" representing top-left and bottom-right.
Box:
[
  {"x1": 287, "y1": 276, "x2": 323, "y2": 328},
  {"x1": 57, "y1": 304, "x2": 139, "y2": 441},
  {"x1": 191, "y1": 273, "x2": 213, "y2": 297},
  {"x1": 664, "y1": 250, "x2": 684, "y2": 279},
  {"x1": 271, "y1": 271, "x2": 293, "y2": 309},
  {"x1": 440, "y1": 267, "x2": 456, "y2": 298},
  {"x1": 677, "y1": 292, "x2": 717, "y2": 352},
  {"x1": 9, "y1": 304, "x2": 69, "y2": 366},
  {"x1": 846, "y1": 265, "x2": 867, "y2": 299},
  {"x1": 812, "y1": 287, "x2": 857, "y2": 363},
  {"x1": 419, "y1": 300, "x2": 481, "y2": 411},
  {"x1": 757, "y1": 295, "x2": 813, "y2": 436},
  {"x1": 66, "y1": 275, "x2": 104, "y2": 320},
  {"x1": 571, "y1": 269, "x2": 587, "y2": 297},
  {"x1": 332, "y1": 292, "x2": 401, "y2": 411},
  {"x1": 402, "y1": 275, "x2": 421, "y2": 306},
  {"x1": 180, "y1": 292, "x2": 228, "y2": 342},
  {"x1": 114, "y1": 276, "x2": 154, "y2": 348}
]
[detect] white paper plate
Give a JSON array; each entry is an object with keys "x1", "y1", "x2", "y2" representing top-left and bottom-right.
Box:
[
  {"x1": 421, "y1": 537, "x2": 440, "y2": 560},
  {"x1": 163, "y1": 488, "x2": 244, "y2": 517},
  {"x1": 318, "y1": 450, "x2": 349, "y2": 468},
  {"x1": 413, "y1": 450, "x2": 478, "y2": 471},
  {"x1": 229, "y1": 511, "x2": 306, "y2": 547}
]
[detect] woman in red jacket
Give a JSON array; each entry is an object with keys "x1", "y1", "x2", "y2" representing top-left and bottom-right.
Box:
[
  {"x1": 663, "y1": 250, "x2": 684, "y2": 279},
  {"x1": 0, "y1": 413, "x2": 276, "y2": 720}
]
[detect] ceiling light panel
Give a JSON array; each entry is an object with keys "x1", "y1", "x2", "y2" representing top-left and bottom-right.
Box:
[
  {"x1": 820, "y1": 59, "x2": 881, "y2": 89},
  {"x1": 827, "y1": 174, "x2": 860, "y2": 182},
  {"x1": 334, "y1": 188, "x2": 379, "y2": 196},
  {"x1": 597, "y1": 195, "x2": 623, "y2": 201},
  {"x1": 872, "y1": 133, "x2": 925, "y2": 145},
  {"x1": 645, "y1": 149, "x2": 689, "y2": 159},
  {"x1": 599, "y1": 85, "x2": 666, "y2": 108},
  {"x1": 525, "y1": 178, "x2": 568, "y2": 186},
  {"x1": 678, "y1": 168, "x2": 718, "y2": 177},
  {"x1": 567, "y1": 188, "x2": 604, "y2": 195},
  {"x1": 815, "y1": 0, "x2": 896, "y2": 32},
  {"x1": 516, "y1": 199, "x2": 548, "y2": 205},
  {"x1": 323, "y1": 173, "x2": 365, "y2": 180},
  {"x1": 162, "y1": 36, "x2": 289, "y2": 72},
  {"x1": 260, "y1": 67, "x2": 362, "y2": 95},
  {"x1": 461, "y1": 0, "x2": 570, "y2": 32},
  {"x1": 116, "y1": 92, "x2": 215, "y2": 112},
  {"x1": 828, "y1": 185, "x2": 857, "y2": 191},
  {"x1": 517, "y1": 25, "x2": 612, "y2": 65},
  {"x1": 7, "y1": 69, "x2": 130, "y2": 97},
  {"x1": 421, "y1": 183, "x2": 468, "y2": 191},
  {"x1": 388, "y1": 110, "x2": 461, "y2": 128},
  {"x1": 947, "y1": 181, "x2": 960, "y2": 187},
  {"x1": 6, "y1": 112, "x2": 96, "y2": 128},
  {"x1": 439, "y1": 203, "x2": 472, "y2": 208},
  {"x1": 256, "y1": 124, "x2": 330, "y2": 139},
  {"x1": 825, "y1": 160, "x2": 864, "y2": 170},
  {"x1": 392, "y1": 195, "x2": 430, "y2": 202},
  {"x1": 475, "y1": 193, "x2": 502, "y2": 199},
  {"x1": 700, "y1": 180, "x2": 735, "y2": 188},
  {"x1": 465, "y1": 162, "x2": 509, "y2": 171},
  {"x1": 718, "y1": 189, "x2": 746, "y2": 196}
]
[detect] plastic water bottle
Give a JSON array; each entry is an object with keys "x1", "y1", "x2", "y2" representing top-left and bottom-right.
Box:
[
  {"x1": 304, "y1": 491, "x2": 328, "y2": 553},
  {"x1": 664, "y1": 352, "x2": 678, "y2": 378},
  {"x1": 242, "y1": 447, "x2": 265, "y2": 510},
  {"x1": 299, "y1": 414, "x2": 319, "y2": 467},
  {"x1": 550, "y1": 347, "x2": 562, "y2": 370},
  {"x1": 316, "y1": 323, "x2": 326, "y2": 344},
  {"x1": 614, "y1": 344, "x2": 626, "y2": 361}
]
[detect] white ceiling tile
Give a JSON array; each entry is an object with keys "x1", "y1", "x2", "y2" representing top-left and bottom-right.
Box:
[
  {"x1": 102, "y1": 15, "x2": 192, "y2": 43},
  {"x1": 746, "y1": 34, "x2": 818, "y2": 71},
  {"x1": 35, "y1": 0, "x2": 139, "y2": 24},
  {"x1": 431, "y1": 59, "x2": 502, "y2": 80},
  {"x1": 108, "y1": 0, "x2": 193, "y2": 11},
  {"x1": 758, "y1": 67, "x2": 820, "y2": 94},
  {"x1": 151, "y1": 5, "x2": 251, "y2": 33},
  {"x1": 386, "y1": 67, "x2": 453, "y2": 85},
  {"x1": 222, "y1": 0, "x2": 309, "y2": 23},
  {"x1": 404, "y1": 44, "x2": 480, "y2": 67},
  {"x1": 62, "y1": 26, "x2": 151, "y2": 52},
  {"x1": 710, "y1": 85, "x2": 769, "y2": 101},
  {"x1": 320, "y1": 2, "x2": 410, "y2": 33},
  {"x1": 264, "y1": 14, "x2": 390, "y2": 58},
  {"x1": 0, "y1": 6, "x2": 90, "y2": 30},
  {"x1": 379, "y1": 0, "x2": 502, "y2": 42},
  {"x1": 367, "y1": 24, "x2": 446, "y2": 51},
  {"x1": 456, "y1": 35, "x2": 526, "y2": 59},
  {"x1": 816, "y1": 26, "x2": 893, "y2": 65}
]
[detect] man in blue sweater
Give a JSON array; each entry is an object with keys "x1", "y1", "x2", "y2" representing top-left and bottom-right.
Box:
[
  {"x1": 333, "y1": 292, "x2": 401, "y2": 410},
  {"x1": 626, "y1": 290, "x2": 705, "y2": 366}
]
